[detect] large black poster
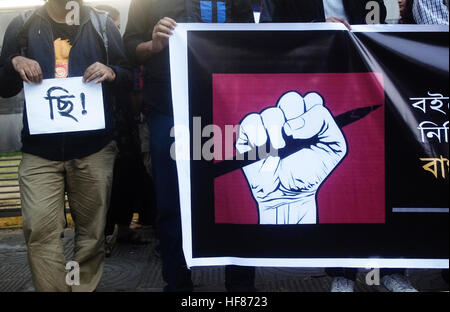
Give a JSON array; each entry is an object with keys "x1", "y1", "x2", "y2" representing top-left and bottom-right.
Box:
[{"x1": 169, "y1": 23, "x2": 449, "y2": 268}]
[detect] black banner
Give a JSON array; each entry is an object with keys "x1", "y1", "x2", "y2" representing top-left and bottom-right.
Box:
[{"x1": 169, "y1": 24, "x2": 449, "y2": 268}]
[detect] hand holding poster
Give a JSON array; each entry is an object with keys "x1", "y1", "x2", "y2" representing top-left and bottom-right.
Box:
[{"x1": 24, "y1": 77, "x2": 105, "y2": 135}]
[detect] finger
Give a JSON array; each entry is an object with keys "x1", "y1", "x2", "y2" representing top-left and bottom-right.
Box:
[
  {"x1": 341, "y1": 19, "x2": 352, "y2": 30},
  {"x1": 277, "y1": 91, "x2": 305, "y2": 120},
  {"x1": 284, "y1": 117, "x2": 305, "y2": 137},
  {"x1": 155, "y1": 24, "x2": 173, "y2": 35},
  {"x1": 95, "y1": 73, "x2": 109, "y2": 84},
  {"x1": 154, "y1": 31, "x2": 171, "y2": 39},
  {"x1": 83, "y1": 66, "x2": 94, "y2": 82},
  {"x1": 261, "y1": 107, "x2": 286, "y2": 150},
  {"x1": 303, "y1": 92, "x2": 324, "y2": 111},
  {"x1": 162, "y1": 17, "x2": 177, "y2": 26},
  {"x1": 19, "y1": 69, "x2": 31, "y2": 83},
  {"x1": 289, "y1": 105, "x2": 334, "y2": 140},
  {"x1": 85, "y1": 70, "x2": 102, "y2": 83},
  {"x1": 27, "y1": 67, "x2": 38, "y2": 83},
  {"x1": 236, "y1": 113, "x2": 267, "y2": 154},
  {"x1": 332, "y1": 17, "x2": 351, "y2": 30},
  {"x1": 34, "y1": 64, "x2": 43, "y2": 83},
  {"x1": 83, "y1": 63, "x2": 101, "y2": 81},
  {"x1": 30, "y1": 65, "x2": 42, "y2": 83},
  {"x1": 24, "y1": 68, "x2": 36, "y2": 83},
  {"x1": 159, "y1": 18, "x2": 177, "y2": 30}
]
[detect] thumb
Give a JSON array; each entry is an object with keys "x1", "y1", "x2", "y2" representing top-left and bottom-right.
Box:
[{"x1": 285, "y1": 105, "x2": 334, "y2": 140}]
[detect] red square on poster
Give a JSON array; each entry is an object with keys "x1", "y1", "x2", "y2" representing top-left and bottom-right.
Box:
[{"x1": 213, "y1": 73, "x2": 385, "y2": 224}]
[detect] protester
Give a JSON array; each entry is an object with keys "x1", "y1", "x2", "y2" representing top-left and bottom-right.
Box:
[
  {"x1": 94, "y1": 4, "x2": 158, "y2": 257},
  {"x1": 123, "y1": 0, "x2": 256, "y2": 292},
  {"x1": 260, "y1": 0, "x2": 387, "y2": 27},
  {"x1": 398, "y1": 0, "x2": 416, "y2": 23},
  {"x1": 0, "y1": 0, "x2": 132, "y2": 291},
  {"x1": 413, "y1": 0, "x2": 449, "y2": 24}
]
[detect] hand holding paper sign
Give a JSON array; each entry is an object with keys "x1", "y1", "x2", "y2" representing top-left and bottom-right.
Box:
[
  {"x1": 83, "y1": 62, "x2": 116, "y2": 83},
  {"x1": 11, "y1": 56, "x2": 43, "y2": 84},
  {"x1": 24, "y1": 77, "x2": 105, "y2": 135},
  {"x1": 235, "y1": 91, "x2": 348, "y2": 225}
]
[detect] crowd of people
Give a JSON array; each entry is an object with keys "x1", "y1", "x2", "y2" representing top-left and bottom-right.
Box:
[{"x1": 0, "y1": 0, "x2": 448, "y2": 292}]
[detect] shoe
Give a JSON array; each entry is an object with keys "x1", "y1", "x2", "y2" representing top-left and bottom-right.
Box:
[
  {"x1": 331, "y1": 277, "x2": 355, "y2": 292},
  {"x1": 105, "y1": 225, "x2": 118, "y2": 258},
  {"x1": 381, "y1": 274, "x2": 418, "y2": 292}
]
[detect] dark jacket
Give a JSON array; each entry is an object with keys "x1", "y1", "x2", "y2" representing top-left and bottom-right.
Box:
[
  {"x1": 0, "y1": 5, "x2": 133, "y2": 161},
  {"x1": 260, "y1": 0, "x2": 387, "y2": 24},
  {"x1": 123, "y1": 0, "x2": 255, "y2": 116}
]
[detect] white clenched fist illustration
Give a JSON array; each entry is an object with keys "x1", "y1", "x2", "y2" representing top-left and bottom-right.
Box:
[{"x1": 236, "y1": 91, "x2": 347, "y2": 224}]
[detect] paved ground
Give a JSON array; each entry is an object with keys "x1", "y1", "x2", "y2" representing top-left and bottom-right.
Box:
[{"x1": 0, "y1": 227, "x2": 448, "y2": 292}]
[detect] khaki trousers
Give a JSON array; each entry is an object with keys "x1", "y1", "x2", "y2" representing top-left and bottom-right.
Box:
[{"x1": 19, "y1": 142, "x2": 117, "y2": 292}]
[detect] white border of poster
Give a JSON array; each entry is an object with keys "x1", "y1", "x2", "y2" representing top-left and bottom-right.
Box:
[{"x1": 169, "y1": 23, "x2": 449, "y2": 269}]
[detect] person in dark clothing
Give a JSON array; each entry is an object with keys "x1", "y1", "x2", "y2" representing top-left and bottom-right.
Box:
[
  {"x1": 123, "y1": 0, "x2": 256, "y2": 292},
  {"x1": 260, "y1": 0, "x2": 388, "y2": 27},
  {"x1": 95, "y1": 4, "x2": 158, "y2": 257},
  {"x1": 0, "y1": 0, "x2": 132, "y2": 291}
]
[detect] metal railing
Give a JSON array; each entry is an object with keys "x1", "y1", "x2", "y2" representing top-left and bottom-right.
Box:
[{"x1": 0, "y1": 154, "x2": 21, "y2": 218}]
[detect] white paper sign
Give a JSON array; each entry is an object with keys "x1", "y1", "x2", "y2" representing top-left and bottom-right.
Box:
[{"x1": 24, "y1": 77, "x2": 105, "y2": 135}]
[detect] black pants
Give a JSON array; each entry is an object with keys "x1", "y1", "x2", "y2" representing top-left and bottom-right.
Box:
[{"x1": 105, "y1": 154, "x2": 157, "y2": 236}]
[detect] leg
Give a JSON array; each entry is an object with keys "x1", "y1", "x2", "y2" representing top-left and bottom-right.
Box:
[
  {"x1": 225, "y1": 266, "x2": 256, "y2": 292},
  {"x1": 149, "y1": 112, "x2": 193, "y2": 292},
  {"x1": 135, "y1": 158, "x2": 157, "y2": 227},
  {"x1": 112, "y1": 156, "x2": 135, "y2": 230},
  {"x1": 105, "y1": 158, "x2": 122, "y2": 237},
  {"x1": 19, "y1": 153, "x2": 69, "y2": 292},
  {"x1": 65, "y1": 141, "x2": 117, "y2": 292}
]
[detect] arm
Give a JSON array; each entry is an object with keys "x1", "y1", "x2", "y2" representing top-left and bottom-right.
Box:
[
  {"x1": 123, "y1": 0, "x2": 176, "y2": 64},
  {"x1": 123, "y1": 0, "x2": 153, "y2": 64},
  {"x1": 0, "y1": 17, "x2": 26, "y2": 98}
]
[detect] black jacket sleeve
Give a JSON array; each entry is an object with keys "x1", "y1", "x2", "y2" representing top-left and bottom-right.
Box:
[
  {"x1": 105, "y1": 17, "x2": 133, "y2": 91},
  {"x1": 123, "y1": 0, "x2": 153, "y2": 65},
  {"x1": 0, "y1": 16, "x2": 25, "y2": 98},
  {"x1": 231, "y1": 0, "x2": 255, "y2": 23}
]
